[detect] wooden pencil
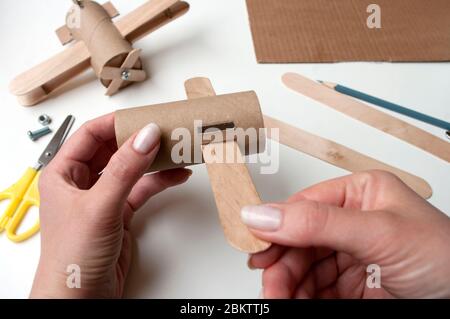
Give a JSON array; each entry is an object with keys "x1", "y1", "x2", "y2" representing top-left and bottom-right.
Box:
[{"x1": 319, "y1": 81, "x2": 450, "y2": 131}]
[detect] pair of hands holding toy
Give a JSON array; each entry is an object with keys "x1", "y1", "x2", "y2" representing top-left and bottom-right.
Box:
[{"x1": 31, "y1": 114, "x2": 450, "y2": 299}]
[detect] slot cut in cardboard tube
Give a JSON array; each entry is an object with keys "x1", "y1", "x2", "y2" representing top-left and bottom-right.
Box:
[{"x1": 115, "y1": 91, "x2": 266, "y2": 172}]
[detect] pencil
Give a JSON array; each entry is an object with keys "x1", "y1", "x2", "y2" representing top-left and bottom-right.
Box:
[{"x1": 319, "y1": 81, "x2": 450, "y2": 131}]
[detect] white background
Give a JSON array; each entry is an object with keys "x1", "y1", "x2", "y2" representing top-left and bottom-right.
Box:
[{"x1": 0, "y1": 0, "x2": 449, "y2": 298}]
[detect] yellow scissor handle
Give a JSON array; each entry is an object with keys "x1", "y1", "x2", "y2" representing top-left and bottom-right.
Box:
[{"x1": 0, "y1": 167, "x2": 41, "y2": 242}]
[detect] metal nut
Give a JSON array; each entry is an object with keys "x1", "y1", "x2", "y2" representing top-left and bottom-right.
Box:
[
  {"x1": 121, "y1": 70, "x2": 130, "y2": 81},
  {"x1": 38, "y1": 114, "x2": 52, "y2": 126}
]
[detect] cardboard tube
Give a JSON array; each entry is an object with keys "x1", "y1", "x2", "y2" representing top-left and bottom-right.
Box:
[
  {"x1": 67, "y1": 1, "x2": 140, "y2": 86},
  {"x1": 115, "y1": 91, "x2": 265, "y2": 172}
]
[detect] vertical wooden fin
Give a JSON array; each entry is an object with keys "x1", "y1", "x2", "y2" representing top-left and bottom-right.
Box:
[
  {"x1": 185, "y1": 78, "x2": 271, "y2": 253},
  {"x1": 56, "y1": 26, "x2": 74, "y2": 45},
  {"x1": 103, "y1": 1, "x2": 120, "y2": 19}
]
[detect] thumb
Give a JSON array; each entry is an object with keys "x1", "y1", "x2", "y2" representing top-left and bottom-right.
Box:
[
  {"x1": 93, "y1": 123, "x2": 161, "y2": 207},
  {"x1": 241, "y1": 200, "x2": 394, "y2": 258}
]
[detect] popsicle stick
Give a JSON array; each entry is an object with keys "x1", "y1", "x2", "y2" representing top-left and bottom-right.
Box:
[
  {"x1": 185, "y1": 77, "x2": 271, "y2": 253},
  {"x1": 264, "y1": 115, "x2": 432, "y2": 199},
  {"x1": 55, "y1": 25, "x2": 74, "y2": 45},
  {"x1": 105, "y1": 78, "x2": 123, "y2": 97},
  {"x1": 102, "y1": 1, "x2": 120, "y2": 19},
  {"x1": 184, "y1": 77, "x2": 216, "y2": 99},
  {"x1": 99, "y1": 66, "x2": 122, "y2": 80},
  {"x1": 282, "y1": 73, "x2": 450, "y2": 163},
  {"x1": 9, "y1": 0, "x2": 189, "y2": 106},
  {"x1": 102, "y1": 49, "x2": 145, "y2": 96},
  {"x1": 117, "y1": 0, "x2": 185, "y2": 42}
]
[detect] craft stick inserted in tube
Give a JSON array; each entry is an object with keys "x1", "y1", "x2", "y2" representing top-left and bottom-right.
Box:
[{"x1": 185, "y1": 77, "x2": 271, "y2": 253}]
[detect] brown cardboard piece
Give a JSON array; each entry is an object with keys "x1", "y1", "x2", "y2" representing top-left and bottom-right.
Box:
[
  {"x1": 115, "y1": 91, "x2": 265, "y2": 172},
  {"x1": 246, "y1": 0, "x2": 450, "y2": 63}
]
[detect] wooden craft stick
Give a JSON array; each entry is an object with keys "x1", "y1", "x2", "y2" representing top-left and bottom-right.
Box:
[
  {"x1": 264, "y1": 115, "x2": 432, "y2": 199},
  {"x1": 10, "y1": 0, "x2": 189, "y2": 106},
  {"x1": 282, "y1": 73, "x2": 450, "y2": 163},
  {"x1": 185, "y1": 78, "x2": 271, "y2": 253}
]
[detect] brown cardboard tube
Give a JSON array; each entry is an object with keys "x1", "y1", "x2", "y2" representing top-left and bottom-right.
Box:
[
  {"x1": 67, "y1": 1, "x2": 139, "y2": 85},
  {"x1": 115, "y1": 91, "x2": 265, "y2": 172}
]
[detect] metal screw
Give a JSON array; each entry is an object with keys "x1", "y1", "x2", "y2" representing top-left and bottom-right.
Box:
[
  {"x1": 28, "y1": 127, "x2": 52, "y2": 142},
  {"x1": 121, "y1": 70, "x2": 130, "y2": 81},
  {"x1": 38, "y1": 114, "x2": 52, "y2": 126}
]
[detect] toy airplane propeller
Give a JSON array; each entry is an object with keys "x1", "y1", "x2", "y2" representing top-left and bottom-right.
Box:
[{"x1": 9, "y1": 0, "x2": 190, "y2": 106}]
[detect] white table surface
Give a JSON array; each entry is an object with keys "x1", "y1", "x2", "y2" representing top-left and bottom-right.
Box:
[{"x1": 0, "y1": 0, "x2": 449, "y2": 299}]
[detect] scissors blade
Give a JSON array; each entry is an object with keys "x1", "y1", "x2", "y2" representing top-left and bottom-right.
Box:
[{"x1": 37, "y1": 115, "x2": 75, "y2": 168}]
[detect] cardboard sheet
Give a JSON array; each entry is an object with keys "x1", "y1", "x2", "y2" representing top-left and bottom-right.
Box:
[{"x1": 246, "y1": 0, "x2": 450, "y2": 63}]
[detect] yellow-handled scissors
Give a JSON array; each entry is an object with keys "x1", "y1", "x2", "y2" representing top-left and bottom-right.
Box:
[{"x1": 0, "y1": 115, "x2": 75, "y2": 243}]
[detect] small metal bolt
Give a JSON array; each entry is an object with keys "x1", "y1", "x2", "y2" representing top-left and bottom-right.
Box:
[
  {"x1": 28, "y1": 127, "x2": 52, "y2": 142},
  {"x1": 38, "y1": 114, "x2": 52, "y2": 126},
  {"x1": 121, "y1": 70, "x2": 130, "y2": 81}
]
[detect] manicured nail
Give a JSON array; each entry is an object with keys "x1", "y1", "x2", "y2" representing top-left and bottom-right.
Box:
[
  {"x1": 133, "y1": 123, "x2": 161, "y2": 154},
  {"x1": 241, "y1": 205, "x2": 282, "y2": 231}
]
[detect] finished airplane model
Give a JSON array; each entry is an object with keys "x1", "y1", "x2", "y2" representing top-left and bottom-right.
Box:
[{"x1": 9, "y1": 0, "x2": 189, "y2": 106}]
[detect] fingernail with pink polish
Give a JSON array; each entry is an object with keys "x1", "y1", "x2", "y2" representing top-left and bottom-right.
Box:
[
  {"x1": 133, "y1": 123, "x2": 161, "y2": 154},
  {"x1": 241, "y1": 205, "x2": 282, "y2": 231}
]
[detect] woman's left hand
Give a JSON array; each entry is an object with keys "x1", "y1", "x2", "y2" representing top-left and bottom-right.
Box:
[{"x1": 31, "y1": 113, "x2": 191, "y2": 298}]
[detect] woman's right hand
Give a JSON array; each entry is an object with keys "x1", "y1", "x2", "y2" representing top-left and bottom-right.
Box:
[{"x1": 242, "y1": 171, "x2": 450, "y2": 299}]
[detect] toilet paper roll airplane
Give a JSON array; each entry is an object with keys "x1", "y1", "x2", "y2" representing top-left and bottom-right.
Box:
[
  {"x1": 9, "y1": 0, "x2": 189, "y2": 106},
  {"x1": 114, "y1": 77, "x2": 432, "y2": 253}
]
